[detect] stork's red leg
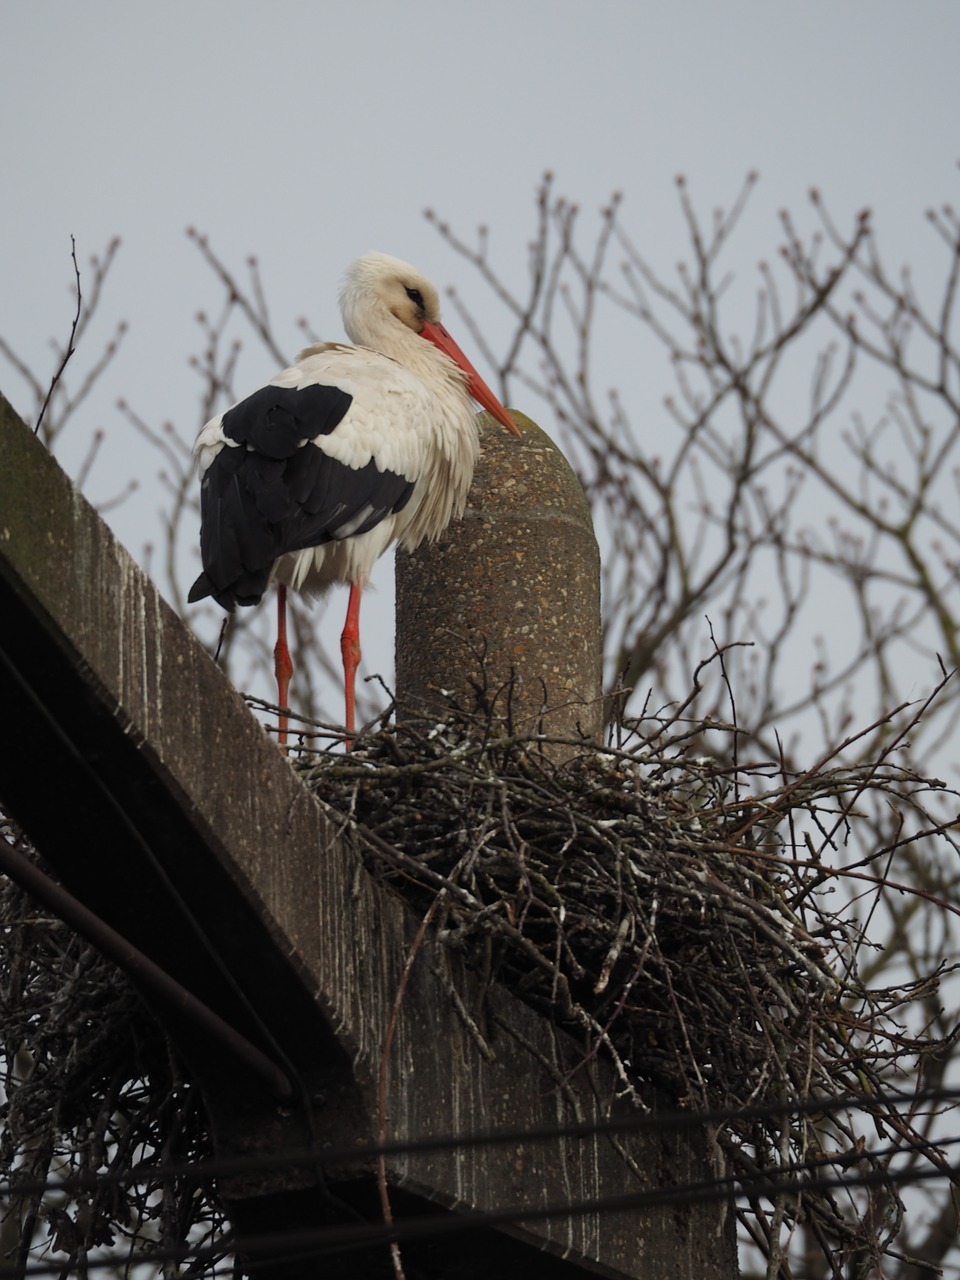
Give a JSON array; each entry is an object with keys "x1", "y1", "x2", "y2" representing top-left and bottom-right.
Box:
[
  {"x1": 340, "y1": 582, "x2": 362, "y2": 745},
  {"x1": 274, "y1": 584, "x2": 294, "y2": 748}
]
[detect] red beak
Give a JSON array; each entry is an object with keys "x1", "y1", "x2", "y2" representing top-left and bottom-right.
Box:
[{"x1": 419, "y1": 320, "x2": 520, "y2": 436}]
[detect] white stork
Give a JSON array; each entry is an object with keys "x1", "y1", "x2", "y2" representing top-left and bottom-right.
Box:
[{"x1": 188, "y1": 251, "x2": 518, "y2": 743}]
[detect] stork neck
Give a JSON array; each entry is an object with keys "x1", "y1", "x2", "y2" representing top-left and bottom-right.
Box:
[{"x1": 349, "y1": 309, "x2": 468, "y2": 396}]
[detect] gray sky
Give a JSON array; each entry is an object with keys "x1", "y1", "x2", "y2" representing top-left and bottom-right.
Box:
[{"x1": 3, "y1": 0, "x2": 959, "y2": 720}]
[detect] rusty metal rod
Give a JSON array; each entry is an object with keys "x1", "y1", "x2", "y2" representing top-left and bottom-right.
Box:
[{"x1": 0, "y1": 832, "x2": 294, "y2": 1103}]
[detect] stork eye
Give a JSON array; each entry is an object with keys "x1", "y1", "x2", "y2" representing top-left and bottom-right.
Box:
[{"x1": 405, "y1": 287, "x2": 425, "y2": 309}]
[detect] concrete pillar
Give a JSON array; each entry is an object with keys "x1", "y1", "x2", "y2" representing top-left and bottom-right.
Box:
[{"x1": 395, "y1": 411, "x2": 603, "y2": 748}]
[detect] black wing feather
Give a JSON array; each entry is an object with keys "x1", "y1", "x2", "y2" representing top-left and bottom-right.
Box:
[{"x1": 188, "y1": 383, "x2": 415, "y2": 610}]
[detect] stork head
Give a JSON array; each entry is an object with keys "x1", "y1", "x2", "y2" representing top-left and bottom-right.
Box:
[
  {"x1": 342, "y1": 252, "x2": 442, "y2": 337},
  {"x1": 341, "y1": 252, "x2": 519, "y2": 436}
]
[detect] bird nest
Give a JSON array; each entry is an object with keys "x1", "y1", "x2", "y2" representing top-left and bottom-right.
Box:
[
  {"x1": 304, "y1": 721, "x2": 833, "y2": 1109},
  {"x1": 293, "y1": 698, "x2": 957, "y2": 1263}
]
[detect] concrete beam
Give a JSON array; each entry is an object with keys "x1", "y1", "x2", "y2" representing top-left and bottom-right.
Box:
[{"x1": 0, "y1": 394, "x2": 735, "y2": 1279}]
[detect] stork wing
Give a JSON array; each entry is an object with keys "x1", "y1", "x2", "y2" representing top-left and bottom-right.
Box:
[{"x1": 188, "y1": 375, "x2": 416, "y2": 610}]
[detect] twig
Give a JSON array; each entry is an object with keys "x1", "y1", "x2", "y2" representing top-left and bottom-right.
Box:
[{"x1": 35, "y1": 236, "x2": 82, "y2": 438}]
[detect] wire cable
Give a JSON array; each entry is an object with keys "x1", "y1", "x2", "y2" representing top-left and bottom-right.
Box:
[
  {"x1": 2, "y1": 1141, "x2": 958, "y2": 1279},
  {"x1": 3, "y1": 1080, "x2": 958, "y2": 1202}
]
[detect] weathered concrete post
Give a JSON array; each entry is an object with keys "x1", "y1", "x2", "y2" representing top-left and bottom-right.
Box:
[{"x1": 395, "y1": 411, "x2": 603, "y2": 746}]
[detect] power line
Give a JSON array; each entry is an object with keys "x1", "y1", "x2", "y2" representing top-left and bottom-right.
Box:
[
  {"x1": 3, "y1": 1080, "x2": 958, "y2": 1203},
  {"x1": 3, "y1": 1140, "x2": 958, "y2": 1279}
]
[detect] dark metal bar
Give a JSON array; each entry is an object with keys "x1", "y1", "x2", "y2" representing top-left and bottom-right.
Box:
[{"x1": 0, "y1": 833, "x2": 295, "y2": 1103}]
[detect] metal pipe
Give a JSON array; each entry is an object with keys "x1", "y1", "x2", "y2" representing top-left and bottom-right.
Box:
[{"x1": 0, "y1": 832, "x2": 294, "y2": 1103}]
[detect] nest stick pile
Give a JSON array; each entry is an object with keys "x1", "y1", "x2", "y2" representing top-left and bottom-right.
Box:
[
  {"x1": 298, "y1": 706, "x2": 955, "y2": 1265},
  {"x1": 307, "y1": 726, "x2": 834, "y2": 1109}
]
